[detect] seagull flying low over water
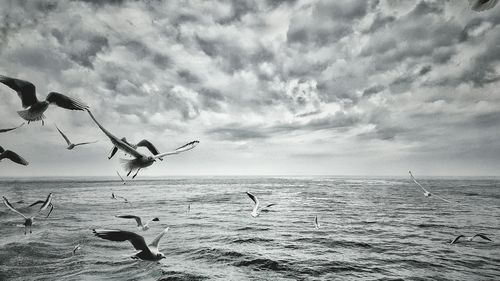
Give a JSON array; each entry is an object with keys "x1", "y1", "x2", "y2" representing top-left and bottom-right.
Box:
[
  {"x1": 2, "y1": 193, "x2": 53, "y2": 235},
  {"x1": 0, "y1": 146, "x2": 28, "y2": 166},
  {"x1": 93, "y1": 227, "x2": 169, "y2": 261},
  {"x1": 116, "y1": 171, "x2": 127, "y2": 185},
  {"x1": 108, "y1": 138, "x2": 164, "y2": 161},
  {"x1": 246, "y1": 192, "x2": 276, "y2": 217},
  {"x1": 314, "y1": 215, "x2": 320, "y2": 229},
  {"x1": 116, "y1": 215, "x2": 160, "y2": 231},
  {"x1": 72, "y1": 244, "x2": 82, "y2": 255},
  {"x1": 450, "y1": 233, "x2": 492, "y2": 244},
  {"x1": 409, "y1": 171, "x2": 451, "y2": 203},
  {"x1": 0, "y1": 123, "x2": 24, "y2": 133},
  {"x1": 0, "y1": 75, "x2": 88, "y2": 125},
  {"x1": 111, "y1": 193, "x2": 130, "y2": 204},
  {"x1": 468, "y1": 0, "x2": 498, "y2": 11},
  {"x1": 87, "y1": 109, "x2": 199, "y2": 178},
  {"x1": 28, "y1": 200, "x2": 54, "y2": 218},
  {"x1": 55, "y1": 125, "x2": 97, "y2": 150}
]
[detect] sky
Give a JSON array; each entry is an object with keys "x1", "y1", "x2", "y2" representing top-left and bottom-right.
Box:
[{"x1": 0, "y1": 0, "x2": 500, "y2": 177}]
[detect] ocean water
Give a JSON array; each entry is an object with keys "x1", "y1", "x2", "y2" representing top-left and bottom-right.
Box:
[{"x1": 0, "y1": 176, "x2": 499, "y2": 281}]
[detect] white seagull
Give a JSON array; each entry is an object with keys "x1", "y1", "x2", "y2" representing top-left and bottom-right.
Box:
[
  {"x1": 116, "y1": 215, "x2": 160, "y2": 231},
  {"x1": 314, "y1": 215, "x2": 320, "y2": 229},
  {"x1": 450, "y1": 233, "x2": 492, "y2": 244},
  {"x1": 468, "y1": 0, "x2": 498, "y2": 11},
  {"x1": 72, "y1": 244, "x2": 82, "y2": 255},
  {"x1": 409, "y1": 171, "x2": 451, "y2": 203},
  {"x1": 108, "y1": 138, "x2": 164, "y2": 161},
  {"x1": 0, "y1": 75, "x2": 88, "y2": 125},
  {"x1": 246, "y1": 192, "x2": 276, "y2": 217},
  {"x1": 0, "y1": 123, "x2": 24, "y2": 133},
  {"x1": 0, "y1": 146, "x2": 29, "y2": 166},
  {"x1": 116, "y1": 171, "x2": 127, "y2": 185},
  {"x1": 55, "y1": 125, "x2": 97, "y2": 150},
  {"x1": 87, "y1": 109, "x2": 199, "y2": 178},
  {"x1": 93, "y1": 227, "x2": 169, "y2": 261},
  {"x1": 2, "y1": 193, "x2": 53, "y2": 234}
]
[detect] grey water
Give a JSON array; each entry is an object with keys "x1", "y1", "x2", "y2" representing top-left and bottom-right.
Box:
[{"x1": 0, "y1": 176, "x2": 499, "y2": 280}]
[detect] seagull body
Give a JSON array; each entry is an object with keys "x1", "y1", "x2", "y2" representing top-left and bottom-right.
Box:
[
  {"x1": 116, "y1": 215, "x2": 159, "y2": 231},
  {"x1": 109, "y1": 138, "x2": 164, "y2": 161},
  {"x1": 409, "y1": 171, "x2": 451, "y2": 203},
  {"x1": 469, "y1": 0, "x2": 498, "y2": 11},
  {"x1": 93, "y1": 228, "x2": 169, "y2": 261},
  {"x1": 246, "y1": 192, "x2": 276, "y2": 217},
  {"x1": 0, "y1": 75, "x2": 88, "y2": 125},
  {"x1": 0, "y1": 146, "x2": 29, "y2": 166},
  {"x1": 3, "y1": 193, "x2": 53, "y2": 234},
  {"x1": 450, "y1": 233, "x2": 492, "y2": 244},
  {"x1": 55, "y1": 125, "x2": 97, "y2": 150},
  {"x1": 87, "y1": 109, "x2": 199, "y2": 178},
  {"x1": 0, "y1": 123, "x2": 24, "y2": 133},
  {"x1": 314, "y1": 215, "x2": 320, "y2": 229}
]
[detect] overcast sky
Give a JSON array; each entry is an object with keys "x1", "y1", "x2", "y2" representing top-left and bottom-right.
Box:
[{"x1": 0, "y1": 0, "x2": 499, "y2": 177}]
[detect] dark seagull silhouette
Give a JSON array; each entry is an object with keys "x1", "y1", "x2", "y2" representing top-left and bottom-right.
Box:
[
  {"x1": 0, "y1": 146, "x2": 28, "y2": 166},
  {"x1": 0, "y1": 75, "x2": 88, "y2": 125},
  {"x1": 450, "y1": 233, "x2": 493, "y2": 244},
  {"x1": 87, "y1": 109, "x2": 199, "y2": 178},
  {"x1": 93, "y1": 227, "x2": 169, "y2": 261},
  {"x1": 55, "y1": 125, "x2": 97, "y2": 150},
  {"x1": 2, "y1": 193, "x2": 53, "y2": 234}
]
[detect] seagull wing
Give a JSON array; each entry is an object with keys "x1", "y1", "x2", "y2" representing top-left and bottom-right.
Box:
[
  {"x1": 246, "y1": 192, "x2": 260, "y2": 212},
  {"x1": 93, "y1": 229, "x2": 149, "y2": 252},
  {"x1": 409, "y1": 171, "x2": 430, "y2": 194},
  {"x1": 73, "y1": 141, "x2": 98, "y2": 147},
  {"x1": 55, "y1": 125, "x2": 71, "y2": 145},
  {"x1": 28, "y1": 200, "x2": 45, "y2": 207},
  {"x1": 116, "y1": 171, "x2": 125, "y2": 182},
  {"x1": 0, "y1": 75, "x2": 38, "y2": 108},
  {"x1": 86, "y1": 110, "x2": 145, "y2": 158},
  {"x1": 433, "y1": 194, "x2": 452, "y2": 203},
  {"x1": 136, "y1": 139, "x2": 160, "y2": 155},
  {"x1": 314, "y1": 216, "x2": 319, "y2": 228},
  {"x1": 116, "y1": 215, "x2": 142, "y2": 227},
  {"x1": 473, "y1": 233, "x2": 492, "y2": 241},
  {"x1": 0, "y1": 150, "x2": 29, "y2": 166},
  {"x1": 148, "y1": 227, "x2": 169, "y2": 250},
  {"x1": 450, "y1": 235, "x2": 465, "y2": 244},
  {"x1": 0, "y1": 146, "x2": 3, "y2": 153},
  {"x1": 0, "y1": 123, "x2": 24, "y2": 133},
  {"x1": 153, "y1": 140, "x2": 199, "y2": 159},
  {"x1": 3, "y1": 196, "x2": 27, "y2": 219},
  {"x1": 469, "y1": 0, "x2": 499, "y2": 11},
  {"x1": 46, "y1": 92, "x2": 88, "y2": 111},
  {"x1": 34, "y1": 193, "x2": 53, "y2": 217}
]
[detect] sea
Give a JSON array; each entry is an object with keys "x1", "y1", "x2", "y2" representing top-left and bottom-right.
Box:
[{"x1": 0, "y1": 176, "x2": 499, "y2": 281}]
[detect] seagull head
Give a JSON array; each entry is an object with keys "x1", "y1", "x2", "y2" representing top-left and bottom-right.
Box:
[{"x1": 157, "y1": 253, "x2": 166, "y2": 260}]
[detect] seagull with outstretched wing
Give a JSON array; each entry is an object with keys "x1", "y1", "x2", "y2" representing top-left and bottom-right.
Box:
[
  {"x1": 0, "y1": 146, "x2": 28, "y2": 166},
  {"x1": 409, "y1": 171, "x2": 451, "y2": 203},
  {"x1": 2, "y1": 193, "x2": 53, "y2": 234},
  {"x1": 55, "y1": 125, "x2": 97, "y2": 150},
  {"x1": 116, "y1": 215, "x2": 159, "y2": 231},
  {"x1": 0, "y1": 75, "x2": 88, "y2": 125},
  {"x1": 109, "y1": 138, "x2": 164, "y2": 161},
  {"x1": 246, "y1": 192, "x2": 276, "y2": 217},
  {"x1": 450, "y1": 233, "x2": 492, "y2": 244},
  {"x1": 28, "y1": 200, "x2": 54, "y2": 218},
  {"x1": 93, "y1": 227, "x2": 169, "y2": 261}
]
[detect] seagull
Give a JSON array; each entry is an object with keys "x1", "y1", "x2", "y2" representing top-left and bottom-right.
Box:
[
  {"x1": 55, "y1": 125, "x2": 97, "y2": 150},
  {"x1": 409, "y1": 171, "x2": 451, "y2": 203},
  {"x1": 450, "y1": 233, "x2": 492, "y2": 244},
  {"x1": 92, "y1": 227, "x2": 169, "y2": 261},
  {"x1": 109, "y1": 138, "x2": 164, "y2": 161},
  {"x1": 246, "y1": 192, "x2": 276, "y2": 217},
  {"x1": 111, "y1": 192, "x2": 130, "y2": 204},
  {"x1": 28, "y1": 200, "x2": 54, "y2": 218},
  {"x1": 72, "y1": 244, "x2": 81, "y2": 255},
  {"x1": 187, "y1": 204, "x2": 190, "y2": 213},
  {"x1": 116, "y1": 171, "x2": 127, "y2": 185},
  {"x1": 314, "y1": 215, "x2": 320, "y2": 229},
  {"x1": 0, "y1": 146, "x2": 29, "y2": 166},
  {"x1": 2, "y1": 193, "x2": 53, "y2": 234},
  {"x1": 468, "y1": 0, "x2": 498, "y2": 11},
  {"x1": 116, "y1": 215, "x2": 160, "y2": 231},
  {"x1": 87, "y1": 109, "x2": 199, "y2": 178},
  {"x1": 0, "y1": 75, "x2": 88, "y2": 125},
  {"x1": 0, "y1": 123, "x2": 24, "y2": 133}
]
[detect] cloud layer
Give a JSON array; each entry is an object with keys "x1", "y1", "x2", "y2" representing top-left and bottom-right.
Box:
[{"x1": 1, "y1": 0, "x2": 499, "y2": 176}]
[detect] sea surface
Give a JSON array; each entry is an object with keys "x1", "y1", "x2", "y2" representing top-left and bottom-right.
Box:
[{"x1": 0, "y1": 176, "x2": 499, "y2": 281}]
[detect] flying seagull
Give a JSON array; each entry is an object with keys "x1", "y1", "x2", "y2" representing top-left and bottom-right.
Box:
[
  {"x1": 87, "y1": 109, "x2": 199, "y2": 178},
  {"x1": 314, "y1": 215, "x2": 320, "y2": 229},
  {"x1": 116, "y1": 171, "x2": 127, "y2": 185},
  {"x1": 116, "y1": 215, "x2": 160, "y2": 231},
  {"x1": 111, "y1": 192, "x2": 130, "y2": 204},
  {"x1": 55, "y1": 125, "x2": 97, "y2": 150},
  {"x1": 0, "y1": 146, "x2": 28, "y2": 166},
  {"x1": 409, "y1": 171, "x2": 451, "y2": 203},
  {"x1": 0, "y1": 75, "x2": 88, "y2": 125},
  {"x1": 187, "y1": 204, "x2": 190, "y2": 213},
  {"x1": 28, "y1": 200, "x2": 54, "y2": 218},
  {"x1": 246, "y1": 192, "x2": 276, "y2": 217},
  {"x1": 468, "y1": 0, "x2": 498, "y2": 11},
  {"x1": 93, "y1": 227, "x2": 169, "y2": 261},
  {"x1": 109, "y1": 138, "x2": 164, "y2": 161},
  {"x1": 0, "y1": 123, "x2": 24, "y2": 133},
  {"x1": 72, "y1": 244, "x2": 81, "y2": 255},
  {"x1": 450, "y1": 233, "x2": 492, "y2": 244},
  {"x1": 2, "y1": 193, "x2": 53, "y2": 234}
]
